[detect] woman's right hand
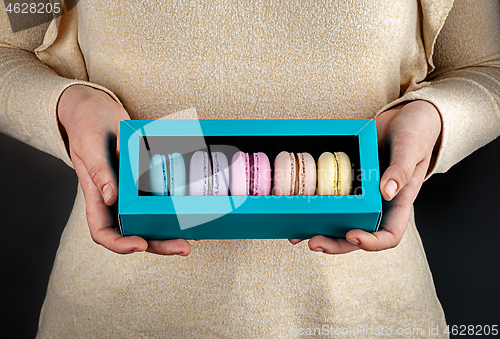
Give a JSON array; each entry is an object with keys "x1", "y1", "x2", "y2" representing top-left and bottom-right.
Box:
[{"x1": 57, "y1": 85, "x2": 191, "y2": 256}]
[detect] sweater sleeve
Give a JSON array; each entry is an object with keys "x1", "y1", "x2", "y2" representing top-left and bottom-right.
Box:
[
  {"x1": 376, "y1": 0, "x2": 500, "y2": 177},
  {"x1": 0, "y1": 6, "x2": 122, "y2": 168}
]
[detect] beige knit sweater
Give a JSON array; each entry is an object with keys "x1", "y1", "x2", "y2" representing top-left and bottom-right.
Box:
[{"x1": 1, "y1": 0, "x2": 499, "y2": 338}]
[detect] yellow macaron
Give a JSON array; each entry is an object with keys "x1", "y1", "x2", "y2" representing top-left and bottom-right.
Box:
[{"x1": 317, "y1": 151, "x2": 352, "y2": 195}]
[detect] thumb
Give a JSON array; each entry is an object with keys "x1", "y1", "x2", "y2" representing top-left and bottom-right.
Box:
[
  {"x1": 77, "y1": 131, "x2": 118, "y2": 206},
  {"x1": 380, "y1": 133, "x2": 424, "y2": 201}
]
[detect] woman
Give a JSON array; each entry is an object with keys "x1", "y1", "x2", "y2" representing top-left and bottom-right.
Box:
[{"x1": 1, "y1": 0, "x2": 499, "y2": 337}]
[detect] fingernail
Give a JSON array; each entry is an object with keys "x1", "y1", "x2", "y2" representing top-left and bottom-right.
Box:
[
  {"x1": 103, "y1": 184, "x2": 114, "y2": 204},
  {"x1": 384, "y1": 180, "x2": 398, "y2": 199},
  {"x1": 313, "y1": 247, "x2": 325, "y2": 252},
  {"x1": 131, "y1": 248, "x2": 143, "y2": 253},
  {"x1": 347, "y1": 238, "x2": 360, "y2": 246}
]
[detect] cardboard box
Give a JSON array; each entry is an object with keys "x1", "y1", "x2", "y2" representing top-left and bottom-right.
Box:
[{"x1": 118, "y1": 119, "x2": 382, "y2": 240}]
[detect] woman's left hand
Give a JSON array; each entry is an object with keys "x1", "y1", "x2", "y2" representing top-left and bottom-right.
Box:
[{"x1": 289, "y1": 100, "x2": 442, "y2": 254}]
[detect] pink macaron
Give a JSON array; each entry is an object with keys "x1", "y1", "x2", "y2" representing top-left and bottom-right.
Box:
[
  {"x1": 273, "y1": 151, "x2": 316, "y2": 195},
  {"x1": 230, "y1": 151, "x2": 271, "y2": 195}
]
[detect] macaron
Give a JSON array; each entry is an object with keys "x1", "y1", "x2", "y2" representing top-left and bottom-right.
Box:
[
  {"x1": 230, "y1": 151, "x2": 271, "y2": 195},
  {"x1": 250, "y1": 152, "x2": 272, "y2": 195},
  {"x1": 189, "y1": 151, "x2": 213, "y2": 196},
  {"x1": 273, "y1": 151, "x2": 296, "y2": 195},
  {"x1": 296, "y1": 152, "x2": 317, "y2": 195},
  {"x1": 168, "y1": 153, "x2": 186, "y2": 196},
  {"x1": 212, "y1": 151, "x2": 230, "y2": 196},
  {"x1": 273, "y1": 151, "x2": 316, "y2": 195},
  {"x1": 230, "y1": 151, "x2": 250, "y2": 195},
  {"x1": 150, "y1": 154, "x2": 168, "y2": 196},
  {"x1": 335, "y1": 151, "x2": 353, "y2": 195},
  {"x1": 150, "y1": 153, "x2": 186, "y2": 196},
  {"x1": 317, "y1": 151, "x2": 352, "y2": 195},
  {"x1": 189, "y1": 151, "x2": 230, "y2": 196}
]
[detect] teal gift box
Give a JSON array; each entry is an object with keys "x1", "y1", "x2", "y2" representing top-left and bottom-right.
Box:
[{"x1": 118, "y1": 119, "x2": 382, "y2": 240}]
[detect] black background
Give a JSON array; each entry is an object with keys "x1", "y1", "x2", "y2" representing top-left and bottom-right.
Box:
[{"x1": 1, "y1": 131, "x2": 499, "y2": 338}]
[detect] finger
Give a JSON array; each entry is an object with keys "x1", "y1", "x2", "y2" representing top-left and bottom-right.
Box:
[
  {"x1": 75, "y1": 129, "x2": 119, "y2": 206},
  {"x1": 345, "y1": 200, "x2": 411, "y2": 252},
  {"x1": 307, "y1": 235, "x2": 360, "y2": 254},
  {"x1": 146, "y1": 239, "x2": 192, "y2": 256},
  {"x1": 347, "y1": 160, "x2": 428, "y2": 251},
  {"x1": 379, "y1": 130, "x2": 426, "y2": 201},
  {"x1": 346, "y1": 219, "x2": 406, "y2": 252},
  {"x1": 73, "y1": 151, "x2": 148, "y2": 254},
  {"x1": 288, "y1": 238, "x2": 305, "y2": 245},
  {"x1": 70, "y1": 121, "x2": 118, "y2": 206},
  {"x1": 380, "y1": 101, "x2": 442, "y2": 201}
]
